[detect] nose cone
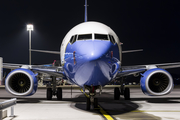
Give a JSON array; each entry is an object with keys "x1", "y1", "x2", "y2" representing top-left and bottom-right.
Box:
[
  {"x1": 64, "y1": 40, "x2": 120, "y2": 87},
  {"x1": 77, "y1": 40, "x2": 111, "y2": 61},
  {"x1": 74, "y1": 61, "x2": 111, "y2": 86}
]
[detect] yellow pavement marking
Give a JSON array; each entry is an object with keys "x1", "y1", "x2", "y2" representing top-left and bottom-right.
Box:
[
  {"x1": 98, "y1": 105, "x2": 114, "y2": 120},
  {"x1": 132, "y1": 110, "x2": 180, "y2": 112}
]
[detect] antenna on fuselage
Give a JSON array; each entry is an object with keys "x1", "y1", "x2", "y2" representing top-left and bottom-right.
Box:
[{"x1": 84, "y1": 0, "x2": 88, "y2": 22}]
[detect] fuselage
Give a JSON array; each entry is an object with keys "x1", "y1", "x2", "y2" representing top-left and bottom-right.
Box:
[{"x1": 61, "y1": 22, "x2": 122, "y2": 87}]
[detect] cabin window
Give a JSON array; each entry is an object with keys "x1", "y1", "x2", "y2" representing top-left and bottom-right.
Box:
[
  {"x1": 109, "y1": 35, "x2": 116, "y2": 44},
  {"x1": 77, "y1": 34, "x2": 92, "y2": 40},
  {"x1": 95, "y1": 34, "x2": 109, "y2": 40},
  {"x1": 69, "y1": 35, "x2": 77, "y2": 44}
]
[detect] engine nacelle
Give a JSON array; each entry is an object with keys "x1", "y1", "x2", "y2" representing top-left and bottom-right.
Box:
[
  {"x1": 5, "y1": 68, "x2": 38, "y2": 96},
  {"x1": 140, "y1": 68, "x2": 174, "y2": 96}
]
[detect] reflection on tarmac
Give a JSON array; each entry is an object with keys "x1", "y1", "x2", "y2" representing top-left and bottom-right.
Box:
[{"x1": 0, "y1": 86, "x2": 180, "y2": 120}]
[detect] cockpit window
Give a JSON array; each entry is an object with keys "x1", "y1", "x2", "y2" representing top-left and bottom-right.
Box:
[
  {"x1": 69, "y1": 35, "x2": 77, "y2": 44},
  {"x1": 109, "y1": 35, "x2": 116, "y2": 44},
  {"x1": 95, "y1": 34, "x2": 109, "y2": 40},
  {"x1": 77, "y1": 34, "x2": 92, "y2": 40}
]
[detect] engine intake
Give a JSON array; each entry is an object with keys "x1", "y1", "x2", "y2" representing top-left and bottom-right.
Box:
[
  {"x1": 140, "y1": 68, "x2": 173, "y2": 96},
  {"x1": 5, "y1": 68, "x2": 38, "y2": 96}
]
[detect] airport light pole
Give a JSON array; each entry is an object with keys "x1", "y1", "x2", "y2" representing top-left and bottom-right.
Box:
[{"x1": 27, "y1": 24, "x2": 33, "y2": 65}]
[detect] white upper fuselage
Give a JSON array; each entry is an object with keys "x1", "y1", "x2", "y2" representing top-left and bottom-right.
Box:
[{"x1": 61, "y1": 21, "x2": 122, "y2": 64}]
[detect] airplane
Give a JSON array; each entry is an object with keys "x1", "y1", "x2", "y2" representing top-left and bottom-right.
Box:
[{"x1": 2, "y1": 0, "x2": 180, "y2": 110}]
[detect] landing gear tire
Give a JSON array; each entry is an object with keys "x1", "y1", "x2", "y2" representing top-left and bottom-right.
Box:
[
  {"x1": 114, "y1": 87, "x2": 120, "y2": 100},
  {"x1": 47, "y1": 88, "x2": 52, "y2": 100},
  {"x1": 86, "y1": 98, "x2": 90, "y2": 110},
  {"x1": 57, "y1": 87, "x2": 62, "y2": 100},
  {"x1": 124, "y1": 87, "x2": 130, "y2": 100},
  {"x1": 94, "y1": 98, "x2": 98, "y2": 108}
]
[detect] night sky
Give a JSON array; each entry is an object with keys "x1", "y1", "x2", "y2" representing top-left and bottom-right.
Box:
[{"x1": 0, "y1": 0, "x2": 180, "y2": 73}]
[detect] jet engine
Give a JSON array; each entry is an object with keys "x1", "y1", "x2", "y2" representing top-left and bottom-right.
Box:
[
  {"x1": 5, "y1": 68, "x2": 38, "y2": 96},
  {"x1": 140, "y1": 68, "x2": 173, "y2": 96}
]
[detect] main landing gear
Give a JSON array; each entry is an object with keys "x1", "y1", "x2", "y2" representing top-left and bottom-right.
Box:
[
  {"x1": 114, "y1": 78, "x2": 130, "y2": 100},
  {"x1": 114, "y1": 87, "x2": 130, "y2": 100},
  {"x1": 46, "y1": 76, "x2": 62, "y2": 100}
]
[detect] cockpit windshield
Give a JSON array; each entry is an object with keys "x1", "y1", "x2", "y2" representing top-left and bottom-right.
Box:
[
  {"x1": 95, "y1": 34, "x2": 109, "y2": 40},
  {"x1": 77, "y1": 34, "x2": 92, "y2": 40},
  {"x1": 69, "y1": 33, "x2": 116, "y2": 44},
  {"x1": 69, "y1": 35, "x2": 77, "y2": 44},
  {"x1": 109, "y1": 35, "x2": 116, "y2": 44}
]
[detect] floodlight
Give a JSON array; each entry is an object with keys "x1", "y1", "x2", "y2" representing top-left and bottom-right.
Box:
[{"x1": 27, "y1": 24, "x2": 33, "y2": 31}]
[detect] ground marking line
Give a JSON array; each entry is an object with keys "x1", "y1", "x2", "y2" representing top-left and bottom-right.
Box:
[
  {"x1": 98, "y1": 105, "x2": 114, "y2": 120},
  {"x1": 132, "y1": 110, "x2": 180, "y2": 112}
]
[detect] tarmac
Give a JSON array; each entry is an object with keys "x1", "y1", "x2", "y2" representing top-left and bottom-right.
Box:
[{"x1": 0, "y1": 85, "x2": 180, "y2": 120}]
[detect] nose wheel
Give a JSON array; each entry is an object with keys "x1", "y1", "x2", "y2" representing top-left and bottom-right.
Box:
[
  {"x1": 94, "y1": 98, "x2": 98, "y2": 108},
  {"x1": 86, "y1": 96, "x2": 99, "y2": 110},
  {"x1": 86, "y1": 97, "x2": 90, "y2": 110}
]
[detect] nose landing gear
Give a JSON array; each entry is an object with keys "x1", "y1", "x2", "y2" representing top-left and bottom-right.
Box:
[
  {"x1": 86, "y1": 95, "x2": 99, "y2": 110},
  {"x1": 83, "y1": 86, "x2": 99, "y2": 110}
]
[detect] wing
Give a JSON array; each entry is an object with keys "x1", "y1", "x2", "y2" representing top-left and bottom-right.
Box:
[
  {"x1": 116, "y1": 62, "x2": 180, "y2": 78},
  {"x1": 3, "y1": 63, "x2": 24, "y2": 69},
  {"x1": 31, "y1": 65, "x2": 64, "y2": 77},
  {"x1": 3, "y1": 63, "x2": 65, "y2": 77}
]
